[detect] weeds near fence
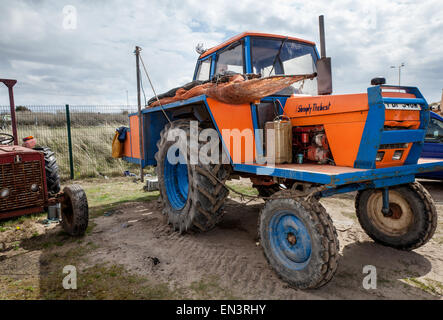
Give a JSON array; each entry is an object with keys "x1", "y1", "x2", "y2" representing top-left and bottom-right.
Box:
[{"x1": 0, "y1": 105, "x2": 140, "y2": 180}]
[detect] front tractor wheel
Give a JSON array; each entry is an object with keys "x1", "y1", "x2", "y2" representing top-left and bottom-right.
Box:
[
  {"x1": 155, "y1": 120, "x2": 231, "y2": 233},
  {"x1": 60, "y1": 185, "x2": 89, "y2": 236},
  {"x1": 355, "y1": 182, "x2": 437, "y2": 251},
  {"x1": 259, "y1": 192, "x2": 339, "y2": 289}
]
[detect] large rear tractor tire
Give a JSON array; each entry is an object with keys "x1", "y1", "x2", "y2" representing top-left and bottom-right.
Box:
[
  {"x1": 60, "y1": 185, "x2": 89, "y2": 236},
  {"x1": 355, "y1": 182, "x2": 437, "y2": 251},
  {"x1": 34, "y1": 146, "x2": 61, "y2": 195},
  {"x1": 259, "y1": 191, "x2": 340, "y2": 289},
  {"x1": 155, "y1": 120, "x2": 231, "y2": 233}
]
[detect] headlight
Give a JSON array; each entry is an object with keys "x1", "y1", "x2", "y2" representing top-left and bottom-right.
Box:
[
  {"x1": 1, "y1": 188, "x2": 10, "y2": 198},
  {"x1": 30, "y1": 184, "x2": 39, "y2": 192},
  {"x1": 392, "y1": 150, "x2": 404, "y2": 160},
  {"x1": 376, "y1": 151, "x2": 385, "y2": 162}
]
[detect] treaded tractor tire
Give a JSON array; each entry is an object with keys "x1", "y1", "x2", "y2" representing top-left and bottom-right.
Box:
[
  {"x1": 155, "y1": 120, "x2": 231, "y2": 233},
  {"x1": 355, "y1": 181, "x2": 437, "y2": 251},
  {"x1": 259, "y1": 190, "x2": 340, "y2": 289},
  {"x1": 61, "y1": 185, "x2": 89, "y2": 236},
  {"x1": 34, "y1": 146, "x2": 61, "y2": 195}
]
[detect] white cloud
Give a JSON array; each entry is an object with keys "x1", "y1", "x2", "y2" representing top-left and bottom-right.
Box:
[{"x1": 0, "y1": 0, "x2": 442, "y2": 105}]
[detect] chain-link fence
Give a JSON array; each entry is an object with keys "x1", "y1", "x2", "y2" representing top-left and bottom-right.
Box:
[{"x1": 0, "y1": 104, "x2": 140, "y2": 180}]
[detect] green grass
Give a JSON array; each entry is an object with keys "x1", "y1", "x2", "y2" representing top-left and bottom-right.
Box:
[
  {"x1": 226, "y1": 181, "x2": 258, "y2": 199},
  {"x1": 403, "y1": 278, "x2": 443, "y2": 296},
  {"x1": 189, "y1": 275, "x2": 238, "y2": 299},
  {"x1": 78, "y1": 177, "x2": 159, "y2": 218},
  {"x1": 339, "y1": 210, "x2": 358, "y2": 221},
  {"x1": 0, "y1": 212, "x2": 46, "y2": 228},
  {"x1": 41, "y1": 262, "x2": 178, "y2": 300},
  {"x1": 0, "y1": 277, "x2": 40, "y2": 299}
]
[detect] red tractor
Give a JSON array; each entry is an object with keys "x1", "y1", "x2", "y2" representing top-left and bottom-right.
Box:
[{"x1": 0, "y1": 79, "x2": 88, "y2": 236}]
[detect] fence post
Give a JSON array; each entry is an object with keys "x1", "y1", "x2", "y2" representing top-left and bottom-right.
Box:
[{"x1": 65, "y1": 104, "x2": 74, "y2": 180}]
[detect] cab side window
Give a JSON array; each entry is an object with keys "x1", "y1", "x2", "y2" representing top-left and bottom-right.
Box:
[
  {"x1": 215, "y1": 43, "x2": 244, "y2": 75},
  {"x1": 425, "y1": 117, "x2": 443, "y2": 142},
  {"x1": 196, "y1": 57, "x2": 212, "y2": 81}
]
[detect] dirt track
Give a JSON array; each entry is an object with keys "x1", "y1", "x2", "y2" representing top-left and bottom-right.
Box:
[
  {"x1": 1, "y1": 179, "x2": 442, "y2": 299},
  {"x1": 83, "y1": 180, "x2": 443, "y2": 299}
]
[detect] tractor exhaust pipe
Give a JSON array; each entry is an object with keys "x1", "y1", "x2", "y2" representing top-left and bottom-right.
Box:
[
  {"x1": 319, "y1": 15, "x2": 326, "y2": 58},
  {"x1": 0, "y1": 79, "x2": 18, "y2": 145},
  {"x1": 316, "y1": 15, "x2": 332, "y2": 95}
]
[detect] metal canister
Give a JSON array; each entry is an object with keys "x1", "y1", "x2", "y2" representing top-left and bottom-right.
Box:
[
  {"x1": 297, "y1": 153, "x2": 304, "y2": 164},
  {"x1": 47, "y1": 203, "x2": 61, "y2": 220},
  {"x1": 265, "y1": 118, "x2": 293, "y2": 164}
]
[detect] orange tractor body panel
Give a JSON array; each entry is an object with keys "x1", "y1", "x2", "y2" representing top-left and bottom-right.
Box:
[
  {"x1": 284, "y1": 92, "x2": 421, "y2": 168},
  {"x1": 124, "y1": 115, "x2": 143, "y2": 160},
  {"x1": 206, "y1": 98, "x2": 256, "y2": 163}
]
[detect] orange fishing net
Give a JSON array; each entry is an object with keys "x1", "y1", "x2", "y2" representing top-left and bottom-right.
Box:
[{"x1": 148, "y1": 73, "x2": 316, "y2": 107}]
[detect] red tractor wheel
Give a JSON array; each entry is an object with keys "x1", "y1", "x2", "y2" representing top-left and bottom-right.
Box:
[{"x1": 60, "y1": 185, "x2": 89, "y2": 236}]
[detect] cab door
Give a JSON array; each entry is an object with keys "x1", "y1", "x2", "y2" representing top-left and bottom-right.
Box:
[
  {"x1": 422, "y1": 113, "x2": 443, "y2": 158},
  {"x1": 213, "y1": 41, "x2": 245, "y2": 76},
  {"x1": 418, "y1": 112, "x2": 443, "y2": 179}
]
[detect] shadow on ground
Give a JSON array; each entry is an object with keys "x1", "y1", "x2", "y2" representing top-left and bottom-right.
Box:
[
  {"x1": 419, "y1": 180, "x2": 443, "y2": 202},
  {"x1": 316, "y1": 241, "x2": 438, "y2": 299}
]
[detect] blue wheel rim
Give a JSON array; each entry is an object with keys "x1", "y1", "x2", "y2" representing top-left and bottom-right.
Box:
[
  {"x1": 164, "y1": 147, "x2": 189, "y2": 210},
  {"x1": 268, "y1": 210, "x2": 312, "y2": 270}
]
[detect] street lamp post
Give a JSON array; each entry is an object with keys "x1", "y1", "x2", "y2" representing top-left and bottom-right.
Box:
[{"x1": 390, "y1": 63, "x2": 405, "y2": 87}]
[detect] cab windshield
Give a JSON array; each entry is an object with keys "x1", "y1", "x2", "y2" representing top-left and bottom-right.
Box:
[{"x1": 251, "y1": 37, "x2": 318, "y2": 95}]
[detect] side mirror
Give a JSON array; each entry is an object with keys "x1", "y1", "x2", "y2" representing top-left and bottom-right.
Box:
[{"x1": 317, "y1": 58, "x2": 332, "y2": 95}]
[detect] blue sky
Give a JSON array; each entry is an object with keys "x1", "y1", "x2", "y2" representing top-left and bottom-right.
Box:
[{"x1": 0, "y1": 0, "x2": 442, "y2": 105}]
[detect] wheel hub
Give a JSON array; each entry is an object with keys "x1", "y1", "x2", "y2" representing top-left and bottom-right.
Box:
[
  {"x1": 269, "y1": 211, "x2": 312, "y2": 270},
  {"x1": 367, "y1": 190, "x2": 413, "y2": 236},
  {"x1": 287, "y1": 232, "x2": 297, "y2": 245},
  {"x1": 387, "y1": 203, "x2": 403, "y2": 220}
]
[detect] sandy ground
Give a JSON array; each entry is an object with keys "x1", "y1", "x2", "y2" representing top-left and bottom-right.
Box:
[{"x1": 1, "y1": 179, "x2": 442, "y2": 299}]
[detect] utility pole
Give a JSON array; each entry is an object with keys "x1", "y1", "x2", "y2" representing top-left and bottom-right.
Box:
[
  {"x1": 126, "y1": 90, "x2": 129, "y2": 108},
  {"x1": 135, "y1": 46, "x2": 144, "y2": 182},
  {"x1": 390, "y1": 63, "x2": 405, "y2": 87}
]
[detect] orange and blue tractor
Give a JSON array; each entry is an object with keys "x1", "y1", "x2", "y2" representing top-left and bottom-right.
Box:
[{"x1": 121, "y1": 17, "x2": 443, "y2": 289}]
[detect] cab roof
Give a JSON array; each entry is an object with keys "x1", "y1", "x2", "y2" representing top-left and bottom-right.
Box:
[{"x1": 199, "y1": 32, "x2": 316, "y2": 59}]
